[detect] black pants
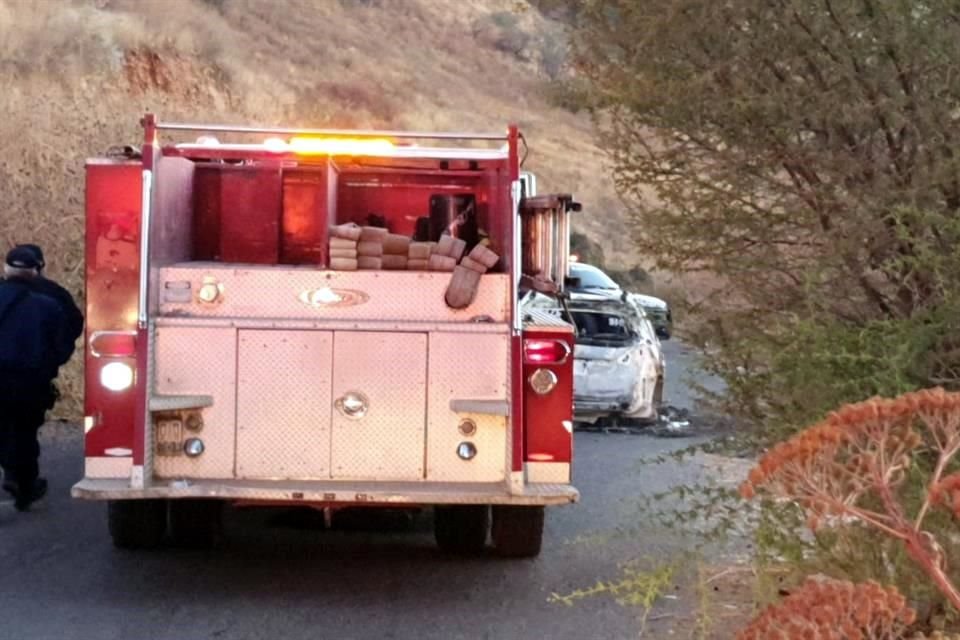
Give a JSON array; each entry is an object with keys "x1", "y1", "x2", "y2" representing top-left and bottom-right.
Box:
[{"x1": 0, "y1": 381, "x2": 50, "y2": 492}]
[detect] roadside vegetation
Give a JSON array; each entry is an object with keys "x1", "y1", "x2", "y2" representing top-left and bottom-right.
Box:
[{"x1": 546, "y1": 0, "x2": 960, "y2": 635}]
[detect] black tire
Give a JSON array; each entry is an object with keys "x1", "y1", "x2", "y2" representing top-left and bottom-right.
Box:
[
  {"x1": 434, "y1": 505, "x2": 489, "y2": 555},
  {"x1": 169, "y1": 499, "x2": 223, "y2": 549},
  {"x1": 491, "y1": 506, "x2": 544, "y2": 558},
  {"x1": 108, "y1": 500, "x2": 167, "y2": 550}
]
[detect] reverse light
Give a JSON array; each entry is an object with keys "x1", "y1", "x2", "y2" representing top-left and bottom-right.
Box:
[
  {"x1": 183, "y1": 438, "x2": 205, "y2": 457},
  {"x1": 457, "y1": 442, "x2": 478, "y2": 461},
  {"x1": 528, "y1": 368, "x2": 559, "y2": 395},
  {"x1": 100, "y1": 362, "x2": 134, "y2": 392},
  {"x1": 523, "y1": 339, "x2": 571, "y2": 365}
]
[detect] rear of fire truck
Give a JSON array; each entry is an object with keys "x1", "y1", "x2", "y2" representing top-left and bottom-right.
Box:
[{"x1": 73, "y1": 115, "x2": 578, "y2": 557}]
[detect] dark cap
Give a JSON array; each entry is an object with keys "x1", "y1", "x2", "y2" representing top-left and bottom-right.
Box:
[{"x1": 5, "y1": 244, "x2": 44, "y2": 270}]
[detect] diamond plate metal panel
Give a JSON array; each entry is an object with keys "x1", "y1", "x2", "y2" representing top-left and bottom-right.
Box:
[
  {"x1": 236, "y1": 330, "x2": 333, "y2": 479},
  {"x1": 73, "y1": 477, "x2": 579, "y2": 506},
  {"x1": 426, "y1": 332, "x2": 509, "y2": 482},
  {"x1": 140, "y1": 323, "x2": 156, "y2": 487},
  {"x1": 158, "y1": 266, "x2": 510, "y2": 323},
  {"x1": 331, "y1": 332, "x2": 426, "y2": 480},
  {"x1": 156, "y1": 315, "x2": 508, "y2": 334},
  {"x1": 153, "y1": 326, "x2": 237, "y2": 479}
]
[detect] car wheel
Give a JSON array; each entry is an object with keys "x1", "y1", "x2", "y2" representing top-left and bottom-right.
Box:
[
  {"x1": 169, "y1": 499, "x2": 223, "y2": 549},
  {"x1": 108, "y1": 500, "x2": 167, "y2": 550},
  {"x1": 492, "y1": 506, "x2": 544, "y2": 558},
  {"x1": 434, "y1": 505, "x2": 489, "y2": 554}
]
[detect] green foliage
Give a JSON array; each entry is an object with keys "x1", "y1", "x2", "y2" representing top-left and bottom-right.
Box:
[
  {"x1": 753, "y1": 496, "x2": 960, "y2": 631},
  {"x1": 539, "y1": 28, "x2": 568, "y2": 80},
  {"x1": 549, "y1": 557, "x2": 679, "y2": 633},
  {"x1": 560, "y1": 2, "x2": 960, "y2": 630},
  {"x1": 473, "y1": 10, "x2": 532, "y2": 61},
  {"x1": 543, "y1": 75, "x2": 592, "y2": 114},
  {"x1": 561, "y1": 0, "x2": 960, "y2": 445}
]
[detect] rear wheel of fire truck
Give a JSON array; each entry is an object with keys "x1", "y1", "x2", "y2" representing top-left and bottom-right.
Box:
[
  {"x1": 108, "y1": 500, "x2": 167, "y2": 550},
  {"x1": 433, "y1": 505, "x2": 489, "y2": 555},
  {"x1": 491, "y1": 506, "x2": 544, "y2": 558},
  {"x1": 169, "y1": 499, "x2": 223, "y2": 549}
]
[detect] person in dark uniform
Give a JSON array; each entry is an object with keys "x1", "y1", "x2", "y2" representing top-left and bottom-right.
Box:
[
  {"x1": 15, "y1": 244, "x2": 84, "y2": 409},
  {"x1": 16, "y1": 244, "x2": 84, "y2": 341},
  {"x1": 0, "y1": 245, "x2": 80, "y2": 511}
]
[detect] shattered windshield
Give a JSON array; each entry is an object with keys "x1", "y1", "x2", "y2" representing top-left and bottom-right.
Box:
[{"x1": 570, "y1": 310, "x2": 636, "y2": 345}]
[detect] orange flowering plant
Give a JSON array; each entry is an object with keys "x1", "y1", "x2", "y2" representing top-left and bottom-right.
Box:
[
  {"x1": 741, "y1": 388, "x2": 960, "y2": 611},
  {"x1": 737, "y1": 577, "x2": 916, "y2": 640}
]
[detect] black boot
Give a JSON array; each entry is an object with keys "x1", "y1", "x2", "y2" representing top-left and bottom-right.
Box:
[
  {"x1": 14, "y1": 477, "x2": 47, "y2": 512},
  {"x1": 1, "y1": 467, "x2": 18, "y2": 501}
]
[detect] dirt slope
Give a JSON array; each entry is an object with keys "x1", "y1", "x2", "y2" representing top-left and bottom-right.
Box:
[{"x1": 0, "y1": 0, "x2": 631, "y2": 415}]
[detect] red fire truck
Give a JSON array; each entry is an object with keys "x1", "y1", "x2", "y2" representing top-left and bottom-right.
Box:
[{"x1": 73, "y1": 115, "x2": 578, "y2": 557}]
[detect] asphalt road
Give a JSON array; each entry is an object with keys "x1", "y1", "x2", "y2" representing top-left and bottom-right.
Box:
[{"x1": 0, "y1": 340, "x2": 732, "y2": 640}]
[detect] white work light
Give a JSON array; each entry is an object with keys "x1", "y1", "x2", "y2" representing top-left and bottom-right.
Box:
[{"x1": 100, "y1": 362, "x2": 134, "y2": 392}]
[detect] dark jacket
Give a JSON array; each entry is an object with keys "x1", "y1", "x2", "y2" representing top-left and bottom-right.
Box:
[
  {"x1": 28, "y1": 276, "x2": 83, "y2": 348},
  {"x1": 0, "y1": 278, "x2": 72, "y2": 385}
]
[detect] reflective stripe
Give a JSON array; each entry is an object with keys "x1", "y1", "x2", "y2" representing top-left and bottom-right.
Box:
[
  {"x1": 526, "y1": 462, "x2": 570, "y2": 484},
  {"x1": 85, "y1": 457, "x2": 133, "y2": 478}
]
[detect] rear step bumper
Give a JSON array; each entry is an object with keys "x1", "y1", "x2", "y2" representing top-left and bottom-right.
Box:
[{"x1": 72, "y1": 478, "x2": 579, "y2": 506}]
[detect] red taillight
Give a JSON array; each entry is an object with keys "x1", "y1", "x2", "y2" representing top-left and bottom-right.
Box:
[
  {"x1": 523, "y1": 339, "x2": 570, "y2": 365},
  {"x1": 90, "y1": 331, "x2": 137, "y2": 358}
]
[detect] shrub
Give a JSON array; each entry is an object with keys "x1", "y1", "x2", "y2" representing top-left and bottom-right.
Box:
[
  {"x1": 472, "y1": 10, "x2": 532, "y2": 61},
  {"x1": 738, "y1": 577, "x2": 916, "y2": 640},
  {"x1": 741, "y1": 388, "x2": 960, "y2": 612}
]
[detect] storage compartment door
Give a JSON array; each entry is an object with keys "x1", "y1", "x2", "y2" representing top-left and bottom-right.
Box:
[
  {"x1": 330, "y1": 332, "x2": 427, "y2": 480},
  {"x1": 236, "y1": 330, "x2": 333, "y2": 479}
]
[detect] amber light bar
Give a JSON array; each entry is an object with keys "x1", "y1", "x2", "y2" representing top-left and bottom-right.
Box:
[{"x1": 155, "y1": 121, "x2": 509, "y2": 141}]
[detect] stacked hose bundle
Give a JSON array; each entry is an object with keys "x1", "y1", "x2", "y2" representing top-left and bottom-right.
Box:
[
  {"x1": 428, "y1": 234, "x2": 466, "y2": 272},
  {"x1": 329, "y1": 223, "x2": 361, "y2": 270},
  {"x1": 407, "y1": 242, "x2": 434, "y2": 271},
  {"x1": 382, "y1": 233, "x2": 411, "y2": 270},
  {"x1": 357, "y1": 226, "x2": 387, "y2": 270},
  {"x1": 444, "y1": 244, "x2": 500, "y2": 308},
  {"x1": 326, "y1": 223, "x2": 501, "y2": 310}
]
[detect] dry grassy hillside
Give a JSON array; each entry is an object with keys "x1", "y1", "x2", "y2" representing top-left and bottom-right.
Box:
[{"x1": 0, "y1": 0, "x2": 635, "y2": 416}]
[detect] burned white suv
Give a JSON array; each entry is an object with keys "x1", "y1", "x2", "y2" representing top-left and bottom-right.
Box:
[{"x1": 520, "y1": 291, "x2": 664, "y2": 425}]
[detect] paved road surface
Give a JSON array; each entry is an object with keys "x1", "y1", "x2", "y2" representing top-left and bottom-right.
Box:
[{"x1": 0, "y1": 340, "x2": 730, "y2": 640}]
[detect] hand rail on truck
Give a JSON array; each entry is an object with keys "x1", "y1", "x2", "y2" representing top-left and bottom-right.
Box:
[{"x1": 149, "y1": 119, "x2": 511, "y2": 142}]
